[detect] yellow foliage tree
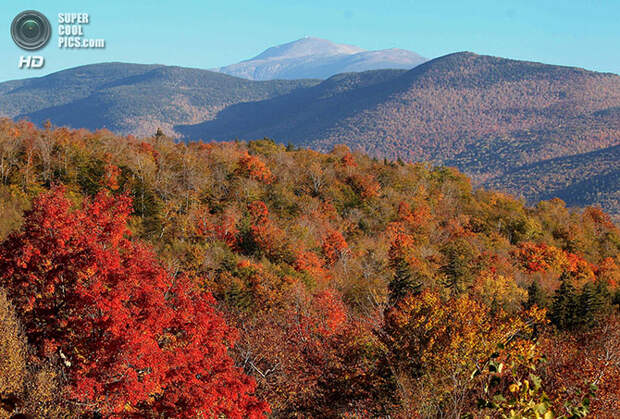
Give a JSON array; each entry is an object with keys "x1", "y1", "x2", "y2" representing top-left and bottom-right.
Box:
[{"x1": 383, "y1": 289, "x2": 548, "y2": 417}]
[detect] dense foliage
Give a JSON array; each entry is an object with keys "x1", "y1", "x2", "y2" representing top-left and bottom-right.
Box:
[
  {"x1": 0, "y1": 119, "x2": 618, "y2": 417},
  {"x1": 0, "y1": 186, "x2": 267, "y2": 417}
]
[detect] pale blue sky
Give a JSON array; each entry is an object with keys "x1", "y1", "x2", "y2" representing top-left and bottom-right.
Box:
[{"x1": 1, "y1": 0, "x2": 619, "y2": 82}]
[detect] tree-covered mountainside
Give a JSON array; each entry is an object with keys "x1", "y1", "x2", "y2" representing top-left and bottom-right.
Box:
[
  {"x1": 181, "y1": 52, "x2": 620, "y2": 218},
  {"x1": 1, "y1": 53, "x2": 618, "y2": 218},
  {"x1": 0, "y1": 120, "x2": 618, "y2": 417},
  {"x1": 181, "y1": 52, "x2": 619, "y2": 165},
  {"x1": 0, "y1": 62, "x2": 319, "y2": 137},
  {"x1": 484, "y1": 144, "x2": 620, "y2": 220}
]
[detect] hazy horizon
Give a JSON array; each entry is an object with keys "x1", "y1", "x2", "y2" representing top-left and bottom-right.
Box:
[{"x1": 2, "y1": 42, "x2": 619, "y2": 85}]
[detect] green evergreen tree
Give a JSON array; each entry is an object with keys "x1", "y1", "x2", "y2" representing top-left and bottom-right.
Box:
[
  {"x1": 550, "y1": 276, "x2": 579, "y2": 330},
  {"x1": 388, "y1": 257, "x2": 422, "y2": 304},
  {"x1": 578, "y1": 280, "x2": 611, "y2": 329},
  {"x1": 594, "y1": 279, "x2": 612, "y2": 312},
  {"x1": 578, "y1": 282, "x2": 598, "y2": 328},
  {"x1": 440, "y1": 239, "x2": 476, "y2": 296},
  {"x1": 526, "y1": 280, "x2": 547, "y2": 309}
]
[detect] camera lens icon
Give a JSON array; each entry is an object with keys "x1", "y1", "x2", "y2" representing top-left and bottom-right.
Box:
[{"x1": 11, "y1": 10, "x2": 51, "y2": 51}]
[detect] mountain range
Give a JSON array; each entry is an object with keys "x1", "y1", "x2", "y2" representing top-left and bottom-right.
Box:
[
  {"x1": 0, "y1": 45, "x2": 618, "y2": 219},
  {"x1": 212, "y1": 37, "x2": 426, "y2": 80}
]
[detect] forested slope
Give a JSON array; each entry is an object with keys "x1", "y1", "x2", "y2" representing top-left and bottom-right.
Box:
[
  {"x1": 0, "y1": 120, "x2": 618, "y2": 417},
  {"x1": 0, "y1": 63, "x2": 318, "y2": 137},
  {"x1": 182, "y1": 52, "x2": 620, "y2": 168},
  {"x1": 484, "y1": 144, "x2": 620, "y2": 220}
]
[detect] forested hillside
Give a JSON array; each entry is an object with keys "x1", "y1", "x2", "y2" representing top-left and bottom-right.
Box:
[
  {"x1": 181, "y1": 52, "x2": 620, "y2": 168},
  {"x1": 484, "y1": 144, "x2": 620, "y2": 220},
  {"x1": 0, "y1": 120, "x2": 618, "y2": 417},
  {"x1": 182, "y1": 52, "x2": 620, "y2": 218},
  {"x1": 2, "y1": 53, "x2": 618, "y2": 218},
  {"x1": 0, "y1": 63, "x2": 318, "y2": 137}
]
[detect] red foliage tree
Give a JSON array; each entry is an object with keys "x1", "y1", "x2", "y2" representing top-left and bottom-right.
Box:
[
  {"x1": 513, "y1": 242, "x2": 558, "y2": 273},
  {"x1": 237, "y1": 152, "x2": 274, "y2": 184},
  {"x1": 340, "y1": 152, "x2": 357, "y2": 168},
  {"x1": 294, "y1": 250, "x2": 330, "y2": 286},
  {"x1": 248, "y1": 200, "x2": 270, "y2": 223},
  {"x1": 139, "y1": 141, "x2": 160, "y2": 161},
  {"x1": 231, "y1": 287, "x2": 391, "y2": 416},
  {"x1": 193, "y1": 205, "x2": 240, "y2": 249},
  {"x1": 348, "y1": 173, "x2": 380, "y2": 200},
  {"x1": 0, "y1": 187, "x2": 268, "y2": 417},
  {"x1": 513, "y1": 242, "x2": 596, "y2": 285},
  {"x1": 102, "y1": 162, "x2": 122, "y2": 191},
  {"x1": 321, "y1": 230, "x2": 349, "y2": 266},
  {"x1": 247, "y1": 201, "x2": 287, "y2": 259}
]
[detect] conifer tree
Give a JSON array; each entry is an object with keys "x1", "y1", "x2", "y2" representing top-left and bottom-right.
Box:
[
  {"x1": 388, "y1": 257, "x2": 422, "y2": 304},
  {"x1": 550, "y1": 276, "x2": 579, "y2": 330},
  {"x1": 578, "y1": 280, "x2": 611, "y2": 329},
  {"x1": 526, "y1": 280, "x2": 547, "y2": 309},
  {"x1": 440, "y1": 239, "x2": 475, "y2": 296}
]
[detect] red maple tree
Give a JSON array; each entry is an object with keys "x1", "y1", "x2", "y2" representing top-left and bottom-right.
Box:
[{"x1": 0, "y1": 186, "x2": 268, "y2": 417}]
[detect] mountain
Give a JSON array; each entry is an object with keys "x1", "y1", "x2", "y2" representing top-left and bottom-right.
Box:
[
  {"x1": 0, "y1": 62, "x2": 319, "y2": 136},
  {"x1": 186, "y1": 53, "x2": 619, "y2": 164},
  {"x1": 180, "y1": 52, "x2": 620, "y2": 217},
  {"x1": 212, "y1": 37, "x2": 427, "y2": 80},
  {"x1": 0, "y1": 53, "x2": 618, "y2": 219}
]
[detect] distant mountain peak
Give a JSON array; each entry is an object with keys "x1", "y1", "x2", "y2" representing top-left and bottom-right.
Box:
[
  {"x1": 214, "y1": 37, "x2": 426, "y2": 80},
  {"x1": 250, "y1": 37, "x2": 366, "y2": 61}
]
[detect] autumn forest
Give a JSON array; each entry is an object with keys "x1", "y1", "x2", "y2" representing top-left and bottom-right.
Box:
[{"x1": 0, "y1": 119, "x2": 618, "y2": 418}]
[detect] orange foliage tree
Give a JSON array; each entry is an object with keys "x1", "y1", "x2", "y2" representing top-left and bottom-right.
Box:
[
  {"x1": 236, "y1": 152, "x2": 274, "y2": 184},
  {"x1": 246, "y1": 201, "x2": 288, "y2": 260},
  {"x1": 321, "y1": 230, "x2": 349, "y2": 266}
]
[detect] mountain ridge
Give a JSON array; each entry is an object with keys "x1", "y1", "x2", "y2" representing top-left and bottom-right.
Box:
[
  {"x1": 180, "y1": 51, "x2": 619, "y2": 159},
  {"x1": 249, "y1": 37, "x2": 365, "y2": 60},
  {"x1": 0, "y1": 62, "x2": 319, "y2": 135}
]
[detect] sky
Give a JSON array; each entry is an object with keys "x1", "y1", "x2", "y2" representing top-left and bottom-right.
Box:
[{"x1": 1, "y1": 0, "x2": 619, "y2": 82}]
